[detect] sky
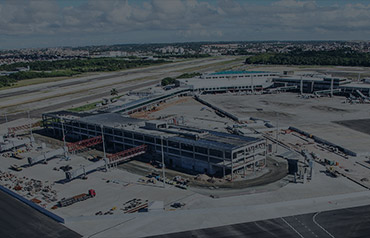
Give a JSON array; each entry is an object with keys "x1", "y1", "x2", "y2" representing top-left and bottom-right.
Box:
[{"x1": 1, "y1": 0, "x2": 370, "y2": 49}]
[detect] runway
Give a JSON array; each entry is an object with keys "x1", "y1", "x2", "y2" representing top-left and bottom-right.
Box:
[
  {"x1": 0, "y1": 79, "x2": 157, "y2": 124},
  {"x1": 0, "y1": 189, "x2": 81, "y2": 238},
  {"x1": 149, "y1": 204, "x2": 370, "y2": 238},
  {"x1": 0, "y1": 56, "x2": 240, "y2": 124}
]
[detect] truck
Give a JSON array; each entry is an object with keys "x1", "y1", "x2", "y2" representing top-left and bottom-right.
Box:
[
  {"x1": 57, "y1": 189, "x2": 96, "y2": 207},
  {"x1": 326, "y1": 166, "x2": 339, "y2": 178},
  {"x1": 9, "y1": 164, "x2": 22, "y2": 172}
]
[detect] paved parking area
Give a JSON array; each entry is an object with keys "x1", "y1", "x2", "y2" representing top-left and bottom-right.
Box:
[
  {"x1": 150, "y1": 204, "x2": 370, "y2": 238},
  {"x1": 0, "y1": 190, "x2": 81, "y2": 238}
]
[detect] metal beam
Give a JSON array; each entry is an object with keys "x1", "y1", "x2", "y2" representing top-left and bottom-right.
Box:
[{"x1": 67, "y1": 136, "x2": 102, "y2": 153}]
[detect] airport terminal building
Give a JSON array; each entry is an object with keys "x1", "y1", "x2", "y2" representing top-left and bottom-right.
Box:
[
  {"x1": 42, "y1": 111, "x2": 267, "y2": 178},
  {"x1": 177, "y1": 71, "x2": 278, "y2": 93}
]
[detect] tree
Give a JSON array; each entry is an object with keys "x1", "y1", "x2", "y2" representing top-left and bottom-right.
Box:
[
  {"x1": 161, "y1": 77, "x2": 175, "y2": 86},
  {"x1": 110, "y1": 88, "x2": 118, "y2": 96}
]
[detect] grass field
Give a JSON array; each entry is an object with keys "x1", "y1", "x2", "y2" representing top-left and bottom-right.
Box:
[{"x1": 68, "y1": 101, "x2": 101, "y2": 112}]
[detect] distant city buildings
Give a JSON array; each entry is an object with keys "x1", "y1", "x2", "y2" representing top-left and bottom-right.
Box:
[{"x1": 1, "y1": 41, "x2": 370, "y2": 65}]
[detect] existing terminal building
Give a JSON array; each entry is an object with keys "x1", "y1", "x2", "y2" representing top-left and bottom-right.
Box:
[
  {"x1": 42, "y1": 111, "x2": 267, "y2": 178},
  {"x1": 177, "y1": 71, "x2": 278, "y2": 93},
  {"x1": 177, "y1": 70, "x2": 370, "y2": 96}
]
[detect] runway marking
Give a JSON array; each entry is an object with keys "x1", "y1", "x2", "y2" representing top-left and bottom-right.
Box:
[
  {"x1": 280, "y1": 217, "x2": 305, "y2": 238},
  {"x1": 313, "y1": 212, "x2": 335, "y2": 238},
  {"x1": 294, "y1": 216, "x2": 319, "y2": 237},
  {"x1": 88, "y1": 217, "x2": 136, "y2": 238}
]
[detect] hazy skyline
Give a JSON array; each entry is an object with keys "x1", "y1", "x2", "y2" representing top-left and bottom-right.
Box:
[{"x1": 1, "y1": 0, "x2": 370, "y2": 49}]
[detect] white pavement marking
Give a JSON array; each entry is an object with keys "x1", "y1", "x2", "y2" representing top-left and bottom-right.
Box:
[
  {"x1": 280, "y1": 217, "x2": 305, "y2": 238},
  {"x1": 295, "y1": 216, "x2": 319, "y2": 237},
  {"x1": 312, "y1": 212, "x2": 335, "y2": 238},
  {"x1": 88, "y1": 217, "x2": 136, "y2": 238}
]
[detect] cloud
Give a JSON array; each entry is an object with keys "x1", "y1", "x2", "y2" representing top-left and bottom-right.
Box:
[{"x1": 1, "y1": 0, "x2": 370, "y2": 48}]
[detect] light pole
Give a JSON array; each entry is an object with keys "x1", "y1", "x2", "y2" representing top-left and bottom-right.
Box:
[
  {"x1": 28, "y1": 111, "x2": 33, "y2": 139},
  {"x1": 60, "y1": 118, "x2": 68, "y2": 160},
  {"x1": 275, "y1": 112, "x2": 279, "y2": 154},
  {"x1": 101, "y1": 125, "x2": 108, "y2": 170},
  {"x1": 161, "y1": 135, "x2": 166, "y2": 188}
]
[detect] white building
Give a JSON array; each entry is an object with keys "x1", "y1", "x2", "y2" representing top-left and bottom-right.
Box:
[{"x1": 177, "y1": 71, "x2": 278, "y2": 93}]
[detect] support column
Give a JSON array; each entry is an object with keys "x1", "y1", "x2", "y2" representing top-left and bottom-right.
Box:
[
  {"x1": 253, "y1": 145, "x2": 256, "y2": 173},
  {"x1": 243, "y1": 148, "x2": 246, "y2": 177},
  {"x1": 192, "y1": 145, "x2": 195, "y2": 170},
  {"x1": 231, "y1": 153, "x2": 234, "y2": 181},
  {"x1": 101, "y1": 125, "x2": 107, "y2": 171},
  {"x1": 207, "y1": 148, "x2": 210, "y2": 174},
  {"x1": 161, "y1": 136, "x2": 166, "y2": 188},
  {"x1": 222, "y1": 151, "x2": 226, "y2": 178},
  {"x1": 330, "y1": 78, "x2": 334, "y2": 97}
]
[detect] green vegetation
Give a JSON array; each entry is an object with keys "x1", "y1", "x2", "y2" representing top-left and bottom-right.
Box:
[
  {"x1": 176, "y1": 72, "x2": 202, "y2": 79},
  {"x1": 0, "y1": 57, "x2": 167, "y2": 88},
  {"x1": 0, "y1": 70, "x2": 78, "y2": 87},
  {"x1": 0, "y1": 57, "x2": 167, "y2": 72},
  {"x1": 161, "y1": 72, "x2": 201, "y2": 86},
  {"x1": 245, "y1": 49, "x2": 370, "y2": 66},
  {"x1": 68, "y1": 101, "x2": 101, "y2": 112},
  {"x1": 155, "y1": 54, "x2": 210, "y2": 59},
  {"x1": 161, "y1": 77, "x2": 176, "y2": 86},
  {"x1": 110, "y1": 88, "x2": 118, "y2": 96}
]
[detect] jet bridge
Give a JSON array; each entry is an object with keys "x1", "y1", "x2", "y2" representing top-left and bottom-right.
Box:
[
  {"x1": 0, "y1": 137, "x2": 32, "y2": 152},
  {"x1": 65, "y1": 145, "x2": 147, "y2": 181},
  {"x1": 28, "y1": 148, "x2": 67, "y2": 166}
]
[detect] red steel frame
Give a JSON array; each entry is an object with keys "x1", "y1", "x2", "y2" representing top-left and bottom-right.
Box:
[
  {"x1": 67, "y1": 136, "x2": 102, "y2": 152},
  {"x1": 108, "y1": 144, "x2": 147, "y2": 163},
  {"x1": 8, "y1": 121, "x2": 42, "y2": 134}
]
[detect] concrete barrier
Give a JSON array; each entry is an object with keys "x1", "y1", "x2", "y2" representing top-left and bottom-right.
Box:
[
  {"x1": 289, "y1": 126, "x2": 357, "y2": 157},
  {"x1": 194, "y1": 95, "x2": 245, "y2": 122},
  {"x1": 0, "y1": 185, "x2": 64, "y2": 223}
]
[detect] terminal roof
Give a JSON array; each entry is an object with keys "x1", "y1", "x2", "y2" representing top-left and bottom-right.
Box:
[
  {"x1": 79, "y1": 113, "x2": 144, "y2": 127},
  {"x1": 209, "y1": 71, "x2": 270, "y2": 75}
]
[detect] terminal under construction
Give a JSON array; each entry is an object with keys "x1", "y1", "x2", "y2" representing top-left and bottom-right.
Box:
[{"x1": 42, "y1": 111, "x2": 267, "y2": 179}]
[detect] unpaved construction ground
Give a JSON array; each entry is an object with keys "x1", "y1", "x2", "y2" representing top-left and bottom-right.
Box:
[
  {"x1": 118, "y1": 156, "x2": 288, "y2": 190},
  {"x1": 201, "y1": 93, "x2": 370, "y2": 153}
]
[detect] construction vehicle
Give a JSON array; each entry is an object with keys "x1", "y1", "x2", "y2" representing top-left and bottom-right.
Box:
[
  {"x1": 326, "y1": 166, "x2": 339, "y2": 177},
  {"x1": 10, "y1": 164, "x2": 22, "y2": 172},
  {"x1": 57, "y1": 189, "x2": 96, "y2": 207},
  {"x1": 171, "y1": 202, "x2": 185, "y2": 208},
  {"x1": 12, "y1": 153, "x2": 23, "y2": 160},
  {"x1": 121, "y1": 198, "x2": 148, "y2": 213}
]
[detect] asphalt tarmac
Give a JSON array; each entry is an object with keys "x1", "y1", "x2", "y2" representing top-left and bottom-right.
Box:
[
  {"x1": 334, "y1": 119, "x2": 370, "y2": 136},
  {"x1": 0, "y1": 190, "x2": 81, "y2": 238},
  {"x1": 149, "y1": 205, "x2": 370, "y2": 238}
]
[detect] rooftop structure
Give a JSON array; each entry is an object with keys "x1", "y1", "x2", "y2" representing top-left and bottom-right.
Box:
[
  {"x1": 178, "y1": 70, "x2": 278, "y2": 93},
  {"x1": 202, "y1": 70, "x2": 278, "y2": 79},
  {"x1": 42, "y1": 111, "x2": 267, "y2": 178},
  {"x1": 273, "y1": 75, "x2": 370, "y2": 96},
  {"x1": 207, "y1": 70, "x2": 271, "y2": 75},
  {"x1": 106, "y1": 88, "x2": 190, "y2": 114}
]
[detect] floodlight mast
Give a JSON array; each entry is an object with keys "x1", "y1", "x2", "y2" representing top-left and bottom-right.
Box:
[{"x1": 161, "y1": 135, "x2": 166, "y2": 188}]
